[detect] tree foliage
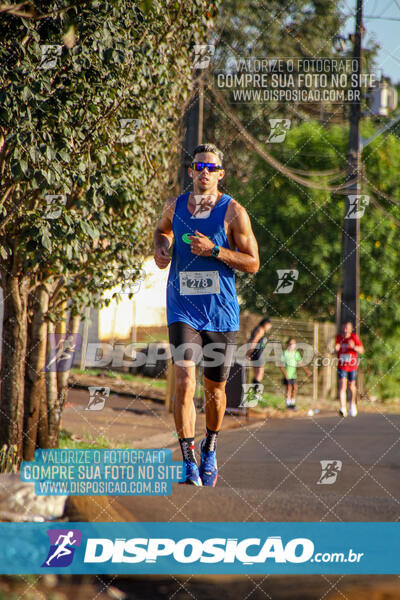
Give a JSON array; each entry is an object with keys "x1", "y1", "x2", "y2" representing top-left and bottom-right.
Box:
[
  {"x1": 0, "y1": 0, "x2": 218, "y2": 315},
  {"x1": 0, "y1": 0, "x2": 219, "y2": 455},
  {"x1": 230, "y1": 120, "x2": 400, "y2": 399}
]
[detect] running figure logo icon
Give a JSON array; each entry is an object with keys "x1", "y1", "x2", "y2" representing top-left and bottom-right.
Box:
[
  {"x1": 240, "y1": 383, "x2": 264, "y2": 408},
  {"x1": 193, "y1": 44, "x2": 215, "y2": 69},
  {"x1": 44, "y1": 333, "x2": 82, "y2": 373},
  {"x1": 267, "y1": 119, "x2": 291, "y2": 143},
  {"x1": 39, "y1": 44, "x2": 62, "y2": 69},
  {"x1": 274, "y1": 269, "x2": 299, "y2": 294},
  {"x1": 317, "y1": 460, "x2": 343, "y2": 485},
  {"x1": 119, "y1": 118, "x2": 142, "y2": 144},
  {"x1": 345, "y1": 195, "x2": 370, "y2": 219},
  {"x1": 191, "y1": 195, "x2": 217, "y2": 219},
  {"x1": 86, "y1": 386, "x2": 110, "y2": 410},
  {"x1": 42, "y1": 529, "x2": 82, "y2": 567},
  {"x1": 44, "y1": 194, "x2": 67, "y2": 219}
]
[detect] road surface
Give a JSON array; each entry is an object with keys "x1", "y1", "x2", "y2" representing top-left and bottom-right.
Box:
[{"x1": 114, "y1": 412, "x2": 400, "y2": 522}]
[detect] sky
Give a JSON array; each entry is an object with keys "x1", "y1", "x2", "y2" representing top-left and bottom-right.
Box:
[{"x1": 343, "y1": 0, "x2": 400, "y2": 84}]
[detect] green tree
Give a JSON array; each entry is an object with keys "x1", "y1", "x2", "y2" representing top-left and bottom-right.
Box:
[
  {"x1": 0, "y1": 0, "x2": 218, "y2": 458},
  {"x1": 230, "y1": 120, "x2": 400, "y2": 399},
  {"x1": 203, "y1": 0, "x2": 378, "y2": 182}
]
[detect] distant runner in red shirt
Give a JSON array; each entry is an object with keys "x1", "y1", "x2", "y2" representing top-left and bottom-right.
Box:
[{"x1": 335, "y1": 321, "x2": 364, "y2": 417}]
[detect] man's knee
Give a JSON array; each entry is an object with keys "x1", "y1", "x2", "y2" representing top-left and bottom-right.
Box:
[
  {"x1": 175, "y1": 370, "x2": 196, "y2": 395},
  {"x1": 204, "y1": 378, "x2": 226, "y2": 403},
  {"x1": 204, "y1": 376, "x2": 226, "y2": 390}
]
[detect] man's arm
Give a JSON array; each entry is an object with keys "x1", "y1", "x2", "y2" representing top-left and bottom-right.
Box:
[
  {"x1": 279, "y1": 366, "x2": 289, "y2": 379},
  {"x1": 348, "y1": 335, "x2": 364, "y2": 354},
  {"x1": 246, "y1": 326, "x2": 263, "y2": 357},
  {"x1": 301, "y1": 365, "x2": 312, "y2": 377},
  {"x1": 153, "y1": 197, "x2": 176, "y2": 269},
  {"x1": 189, "y1": 200, "x2": 260, "y2": 273}
]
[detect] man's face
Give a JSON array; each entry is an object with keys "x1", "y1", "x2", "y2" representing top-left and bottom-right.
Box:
[
  {"x1": 343, "y1": 322, "x2": 353, "y2": 337},
  {"x1": 189, "y1": 152, "x2": 225, "y2": 192}
]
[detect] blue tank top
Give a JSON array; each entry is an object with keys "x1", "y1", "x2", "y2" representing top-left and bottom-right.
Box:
[{"x1": 167, "y1": 192, "x2": 240, "y2": 332}]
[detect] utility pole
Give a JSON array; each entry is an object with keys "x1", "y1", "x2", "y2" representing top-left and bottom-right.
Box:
[
  {"x1": 180, "y1": 76, "x2": 204, "y2": 192},
  {"x1": 340, "y1": 0, "x2": 363, "y2": 333}
]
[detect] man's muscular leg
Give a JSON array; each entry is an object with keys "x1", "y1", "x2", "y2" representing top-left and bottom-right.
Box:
[
  {"x1": 198, "y1": 375, "x2": 227, "y2": 486},
  {"x1": 174, "y1": 361, "x2": 202, "y2": 481},
  {"x1": 203, "y1": 375, "x2": 227, "y2": 432},
  {"x1": 173, "y1": 362, "x2": 197, "y2": 439}
]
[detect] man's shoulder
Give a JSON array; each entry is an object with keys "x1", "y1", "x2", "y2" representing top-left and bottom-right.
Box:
[
  {"x1": 226, "y1": 196, "x2": 244, "y2": 214},
  {"x1": 225, "y1": 197, "x2": 249, "y2": 226},
  {"x1": 164, "y1": 196, "x2": 178, "y2": 217}
]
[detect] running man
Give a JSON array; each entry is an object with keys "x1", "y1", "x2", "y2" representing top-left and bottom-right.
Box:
[
  {"x1": 246, "y1": 318, "x2": 272, "y2": 392},
  {"x1": 154, "y1": 143, "x2": 260, "y2": 486},
  {"x1": 335, "y1": 321, "x2": 364, "y2": 417},
  {"x1": 45, "y1": 531, "x2": 77, "y2": 566},
  {"x1": 275, "y1": 270, "x2": 297, "y2": 293},
  {"x1": 279, "y1": 338, "x2": 311, "y2": 410}
]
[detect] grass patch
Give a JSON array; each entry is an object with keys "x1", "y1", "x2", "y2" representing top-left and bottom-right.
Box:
[
  {"x1": 58, "y1": 429, "x2": 130, "y2": 449},
  {"x1": 258, "y1": 393, "x2": 286, "y2": 410},
  {"x1": 0, "y1": 444, "x2": 19, "y2": 473},
  {"x1": 119, "y1": 374, "x2": 166, "y2": 389},
  {"x1": 71, "y1": 367, "x2": 100, "y2": 377},
  {"x1": 71, "y1": 368, "x2": 167, "y2": 389}
]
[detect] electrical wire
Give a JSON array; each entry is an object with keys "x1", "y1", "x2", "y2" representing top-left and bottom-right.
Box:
[
  {"x1": 369, "y1": 195, "x2": 400, "y2": 226},
  {"x1": 208, "y1": 84, "x2": 356, "y2": 191}
]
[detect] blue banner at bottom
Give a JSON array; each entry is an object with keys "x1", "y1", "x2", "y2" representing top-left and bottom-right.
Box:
[{"x1": 0, "y1": 522, "x2": 398, "y2": 574}]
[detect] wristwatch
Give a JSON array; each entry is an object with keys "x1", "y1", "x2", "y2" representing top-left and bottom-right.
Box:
[{"x1": 211, "y1": 244, "x2": 220, "y2": 258}]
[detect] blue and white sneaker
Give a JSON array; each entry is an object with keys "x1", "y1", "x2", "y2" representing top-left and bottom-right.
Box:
[
  {"x1": 180, "y1": 460, "x2": 202, "y2": 486},
  {"x1": 199, "y1": 438, "x2": 218, "y2": 487}
]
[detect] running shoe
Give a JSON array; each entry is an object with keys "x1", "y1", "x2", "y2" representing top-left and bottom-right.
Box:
[
  {"x1": 199, "y1": 438, "x2": 218, "y2": 487},
  {"x1": 338, "y1": 407, "x2": 348, "y2": 417},
  {"x1": 350, "y1": 404, "x2": 358, "y2": 417},
  {"x1": 180, "y1": 460, "x2": 202, "y2": 486}
]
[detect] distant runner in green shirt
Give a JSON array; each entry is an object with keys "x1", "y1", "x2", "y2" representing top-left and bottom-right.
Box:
[{"x1": 279, "y1": 338, "x2": 311, "y2": 410}]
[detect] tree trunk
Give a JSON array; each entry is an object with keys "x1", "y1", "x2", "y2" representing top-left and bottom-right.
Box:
[
  {"x1": 0, "y1": 269, "x2": 29, "y2": 459},
  {"x1": 46, "y1": 320, "x2": 60, "y2": 448},
  {"x1": 57, "y1": 313, "x2": 81, "y2": 412},
  {"x1": 23, "y1": 285, "x2": 49, "y2": 460},
  {"x1": 37, "y1": 387, "x2": 49, "y2": 448},
  {"x1": 47, "y1": 312, "x2": 81, "y2": 447}
]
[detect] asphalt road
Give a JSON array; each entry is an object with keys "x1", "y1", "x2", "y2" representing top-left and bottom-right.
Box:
[
  {"x1": 116, "y1": 412, "x2": 400, "y2": 522},
  {"x1": 64, "y1": 405, "x2": 400, "y2": 600}
]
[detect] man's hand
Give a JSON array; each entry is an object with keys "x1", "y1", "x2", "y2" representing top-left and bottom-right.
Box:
[
  {"x1": 348, "y1": 338, "x2": 355, "y2": 349},
  {"x1": 153, "y1": 197, "x2": 175, "y2": 270},
  {"x1": 154, "y1": 246, "x2": 171, "y2": 269},
  {"x1": 189, "y1": 230, "x2": 215, "y2": 256}
]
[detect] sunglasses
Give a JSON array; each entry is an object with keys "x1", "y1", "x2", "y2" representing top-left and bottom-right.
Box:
[{"x1": 191, "y1": 162, "x2": 223, "y2": 173}]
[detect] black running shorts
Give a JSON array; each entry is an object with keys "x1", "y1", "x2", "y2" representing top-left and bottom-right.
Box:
[{"x1": 168, "y1": 321, "x2": 237, "y2": 382}]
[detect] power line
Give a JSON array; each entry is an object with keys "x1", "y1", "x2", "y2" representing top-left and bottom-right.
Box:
[
  {"x1": 369, "y1": 196, "x2": 400, "y2": 226},
  {"x1": 364, "y1": 15, "x2": 400, "y2": 20},
  {"x1": 361, "y1": 173, "x2": 400, "y2": 207},
  {"x1": 379, "y1": 45, "x2": 400, "y2": 66},
  {"x1": 377, "y1": 0, "x2": 397, "y2": 18},
  {"x1": 208, "y1": 83, "x2": 355, "y2": 192}
]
